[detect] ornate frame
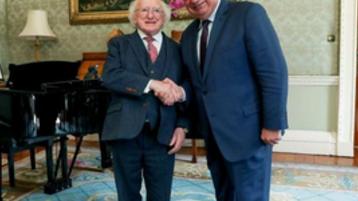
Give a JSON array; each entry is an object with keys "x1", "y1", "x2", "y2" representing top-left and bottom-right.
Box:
[
  {"x1": 69, "y1": 0, "x2": 191, "y2": 25},
  {"x1": 69, "y1": 0, "x2": 129, "y2": 25}
]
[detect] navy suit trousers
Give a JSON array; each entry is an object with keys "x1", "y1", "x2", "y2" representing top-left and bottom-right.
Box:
[
  {"x1": 205, "y1": 130, "x2": 272, "y2": 201},
  {"x1": 109, "y1": 124, "x2": 175, "y2": 201}
]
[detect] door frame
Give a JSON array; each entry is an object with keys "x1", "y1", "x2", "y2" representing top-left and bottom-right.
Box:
[{"x1": 339, "y1": 0, "x2": 357, "y2": 156}]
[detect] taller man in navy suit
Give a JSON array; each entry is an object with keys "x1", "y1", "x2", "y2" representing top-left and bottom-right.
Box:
[
  {"x1": 180, "y1": 0, "x2": 289, "y2": 200},
  {"x1": 101, "y1": 0, "x2": 188, "y2": 200}
]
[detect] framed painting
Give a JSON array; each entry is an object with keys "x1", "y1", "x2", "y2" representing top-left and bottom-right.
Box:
[{"x1": 69, "y1": 0, "x2": 191, "y2": 25}]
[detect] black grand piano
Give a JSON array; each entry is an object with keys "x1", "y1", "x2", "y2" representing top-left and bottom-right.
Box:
[{"x1": 0, "y1": 60, "x2": 111, "y2": 200}]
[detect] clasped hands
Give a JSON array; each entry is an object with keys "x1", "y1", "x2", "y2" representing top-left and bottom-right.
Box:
[{"x1": 150, "y1": 78, "x2": 184, "y2": 106}]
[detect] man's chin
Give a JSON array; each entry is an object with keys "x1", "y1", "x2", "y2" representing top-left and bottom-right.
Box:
[
  {"x1": 189, "y1": 10, "x2": 208, "y2": 19},
  {"x1": 142, "y1": 29, "x2": 160, "y2": 35}
]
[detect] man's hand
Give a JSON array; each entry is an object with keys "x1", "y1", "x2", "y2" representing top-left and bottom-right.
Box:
[
  {"x1": 149, "y1": 80, "x2": 176, "y2": 106},
  {"x1": 168, "y1": 127, "x2": 186, "y2": 154},
  {"x1": 150, "y1": 78, "x2": 184, "y2": 106},
  {"x1": 261, "y1": 128, "x2": 282, "y2": 145},
  {"x1": 163, "y1": 78, "x2": 184, "y2": 102}
]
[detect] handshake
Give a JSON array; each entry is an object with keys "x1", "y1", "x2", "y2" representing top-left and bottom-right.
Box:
[{"x1": 149, "y1": 78, "x2": 185, "y2": 106}]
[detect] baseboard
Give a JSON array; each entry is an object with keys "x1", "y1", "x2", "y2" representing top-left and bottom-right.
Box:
[{"x1": 274, "y1": 130, "x2": 337, "y2": 155}]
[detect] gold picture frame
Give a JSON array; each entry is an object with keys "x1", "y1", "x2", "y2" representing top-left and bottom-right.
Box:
[{"x1": 69, "y1": 0, "x2": 191, "y2": 25}]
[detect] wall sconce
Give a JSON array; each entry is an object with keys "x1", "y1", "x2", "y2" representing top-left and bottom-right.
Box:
[{"x1": 19, "y1": 10, "x2": 57, "y2": 62}]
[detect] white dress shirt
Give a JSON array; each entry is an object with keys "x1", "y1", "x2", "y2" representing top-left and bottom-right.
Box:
[
  {"x1": 196, "y1": 0, "x2": 221, "y2": 62},
  {"x1": 138, "y1": 30, "x2": 163, "y2": 93}
]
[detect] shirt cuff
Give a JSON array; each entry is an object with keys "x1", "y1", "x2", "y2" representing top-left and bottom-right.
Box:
[
  {"x1": 179, "y1": 87, "x2": 186, "y2": 102},
  {"x1": 144, "y1": 80, "x2": 152, "y2": 93}
]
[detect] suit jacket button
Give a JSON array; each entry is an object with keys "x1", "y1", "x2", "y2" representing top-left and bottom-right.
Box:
[{"x1": 150, "y1": 70, "x2": 155, "y2": 74}]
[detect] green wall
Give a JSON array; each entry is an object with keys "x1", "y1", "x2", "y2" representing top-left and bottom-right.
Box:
[
  {"x1": 253, "y1": 0, "x2": 339, "y2": 75},
  {"x1": 288, "y1": 85, "x2": 338, "y2": 131}
]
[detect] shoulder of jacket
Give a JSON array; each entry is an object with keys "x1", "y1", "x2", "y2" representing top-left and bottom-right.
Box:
[
  {"x1": 166, "y1": 36, "x2": 180, "y2": 48},
  {"x1": 181, "y1": 20, "x2": 198, "y2": 39}
]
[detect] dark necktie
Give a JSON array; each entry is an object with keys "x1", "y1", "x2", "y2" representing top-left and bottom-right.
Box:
[
  {"x1": 144, "y1": 36, "x2": 158, "y2": 63},
  {"x1": 199, "y1": 20, "x2": 210, "y2": 75}
]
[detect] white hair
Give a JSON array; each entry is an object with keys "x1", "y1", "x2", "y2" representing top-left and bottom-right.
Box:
[{"x1": 128, "y1": 0, "x2": 172, "y2": 27}]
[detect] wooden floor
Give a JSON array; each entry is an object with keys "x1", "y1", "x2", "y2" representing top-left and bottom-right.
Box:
[
  {"x1": 4, "y1": 142, "x2": 358, "y2": 167},
  {"x1": 179, "y1": 146, "x2": 358, "y2": 167},
  {"x1": 272, "y1": 150, "x2": 358, "y2": 166}
]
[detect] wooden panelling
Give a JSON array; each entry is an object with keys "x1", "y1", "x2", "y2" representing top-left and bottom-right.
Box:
[{"x1": 77, "y1": 52, "x2": 106, "y2": 80}]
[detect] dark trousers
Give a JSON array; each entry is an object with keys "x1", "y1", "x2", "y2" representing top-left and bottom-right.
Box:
[
  {"x1": 205, "y1": 130, "x2": 272, "y2": 201},
  {"x1": 109, "y1": 124, "x2": 175, "y2": 201}
]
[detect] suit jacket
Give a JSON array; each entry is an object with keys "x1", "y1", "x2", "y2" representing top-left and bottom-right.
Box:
[
  {"x1": 101, "y1": 31, "x2": 187, "y2": 145},
  {"x1": 181, "y1": 1, "x2": 288, "y2": 162}
]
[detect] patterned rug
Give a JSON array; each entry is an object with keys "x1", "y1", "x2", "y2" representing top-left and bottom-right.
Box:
[{"x1": 2, "y1": 148, "x2": 358, "y2": 201}]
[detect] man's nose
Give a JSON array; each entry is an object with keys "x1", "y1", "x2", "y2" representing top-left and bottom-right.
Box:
[{"x1": 147, "y1": 11, "x2": 154, "y2": 18}]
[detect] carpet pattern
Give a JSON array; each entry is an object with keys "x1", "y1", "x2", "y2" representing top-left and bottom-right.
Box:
[{"x1": 1, "y1": 150, "x2": 358, "y2": 201}]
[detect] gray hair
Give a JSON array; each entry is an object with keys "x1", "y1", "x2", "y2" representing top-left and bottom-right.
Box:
[{"x1": 128, "y1": 0, "x2": 172, "y2": 27}]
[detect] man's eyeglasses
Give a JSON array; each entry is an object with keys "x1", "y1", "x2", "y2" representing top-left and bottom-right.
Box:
[{"x1": 136, "y1": 7, "x2": 162, "y2": 16}]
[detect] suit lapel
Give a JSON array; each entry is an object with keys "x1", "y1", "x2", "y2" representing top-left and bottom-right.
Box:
[
  {"x1": 128, "y1": 31, "x2": 149, "y2": 75},
  {"x1": 161, "y1": 33, "x2": 170, "y2": 78},
  {"x1": 203, "y1": 1, "x2": 229, "y2": 81}
]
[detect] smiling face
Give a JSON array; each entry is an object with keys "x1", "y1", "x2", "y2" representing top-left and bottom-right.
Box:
[
  {"x1": 134, "y1": 0, "x2": 165, "y2": 36},
  {"x1": 184, "y1": 0, "x2": 218, "y2": 20}
]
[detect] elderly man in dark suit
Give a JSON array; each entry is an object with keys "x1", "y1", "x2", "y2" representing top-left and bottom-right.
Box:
[
  {"x1": 101, "y1": 0, "x2": 188, "y2": 200},
  {"x1": 179, "y1": 0, "x2": 289, "y2": 200}
]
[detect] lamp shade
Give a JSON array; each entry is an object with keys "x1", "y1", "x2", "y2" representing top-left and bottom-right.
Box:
[{"x1": 19, "y1": 10, "x2": 56, "y2": 40}]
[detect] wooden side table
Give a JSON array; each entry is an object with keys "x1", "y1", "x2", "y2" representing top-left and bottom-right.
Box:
[{"x1": 0, "y1": 82, "x2": 6, "y2": 88}]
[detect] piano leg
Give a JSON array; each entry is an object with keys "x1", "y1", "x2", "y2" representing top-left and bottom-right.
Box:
[
  {"x1": 44, "y1": 137, "x2": 72, "y2": 194},
  {"x1": 68, "y1": 136, "x2": 83, "y2": 177},
  {"x1": 30, "y1": 148, "x2": 36, "y2": 169},
  {"x1": 60, "y1": 137, "x2": 69, "y2": 181},
  {"x1": 7, "y1": 150, "x2": 15, "y2": 187},
  {"x1": 45, "y1": 140, "x2": 54, "y2": 183}
]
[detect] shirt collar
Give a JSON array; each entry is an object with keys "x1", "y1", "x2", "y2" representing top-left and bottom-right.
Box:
[
  {"x1": 208, "y1": 0, "x2": 221, "y2": 22},
  {"x1": 199, "y1": 0, "x2": 221, "y2": 28},
  {"x1": 137, "y1": 29, "x2": 163, "y2": 44}
]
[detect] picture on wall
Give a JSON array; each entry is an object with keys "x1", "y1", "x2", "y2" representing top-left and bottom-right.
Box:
[{"x1": 69, "y1": 0, "x2": 191, "y2": 25}]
